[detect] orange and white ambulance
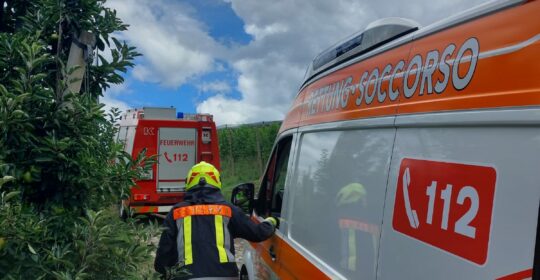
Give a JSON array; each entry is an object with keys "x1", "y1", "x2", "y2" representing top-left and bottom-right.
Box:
[
  {"x1": 117, "y1": 107, "x2": 220, "y2": 217},
  {"x1": 231, "y1": 0, "x2": 540, "y2": 279}
]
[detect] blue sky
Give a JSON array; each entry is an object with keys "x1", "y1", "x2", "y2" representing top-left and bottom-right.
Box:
[
  {"x1": 104, "y1": 0, "x2": 249, "y2": 116},
  {"x1": 112, "y1": 59, "x2": 242, "y2": 115},
  {"x1": 104, "y1": 0, "x2": 487, "y2": 125}
]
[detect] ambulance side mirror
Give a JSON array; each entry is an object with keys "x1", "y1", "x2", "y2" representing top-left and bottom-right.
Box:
[{"x1": 231, "y1": 183, "x2": 255, "y2": 214}]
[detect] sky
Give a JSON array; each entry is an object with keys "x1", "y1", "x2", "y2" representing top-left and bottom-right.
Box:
[{"x1": 102, "y1": 0, "x2": 488, "y2": 126}]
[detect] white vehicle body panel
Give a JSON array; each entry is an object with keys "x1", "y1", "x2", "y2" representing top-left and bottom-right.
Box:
[{"x1": 377, "y1": 109, "x2": 540, "y2": 279}]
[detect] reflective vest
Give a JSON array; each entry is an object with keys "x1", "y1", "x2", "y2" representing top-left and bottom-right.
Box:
[
  {"x1": 173, "y1": 204, "x2": 235, "y2": 266},
  {"x1": 154, "y1": 186, "x2": 275, "y2": 278}
]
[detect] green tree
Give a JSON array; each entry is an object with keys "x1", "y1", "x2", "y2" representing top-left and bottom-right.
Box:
[
  {"x1": 0, "y1": 0, "x2": 159, "y2": 278},
  {"x1": 218, "y1": 122, "x2": 281, "y2": 199}
]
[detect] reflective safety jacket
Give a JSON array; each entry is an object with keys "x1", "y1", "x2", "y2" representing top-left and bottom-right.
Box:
[{"x1": 155, "y1": 186, "x2": 275, "y2": 279}]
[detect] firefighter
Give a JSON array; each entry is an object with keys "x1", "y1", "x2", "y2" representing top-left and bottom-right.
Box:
[
  {"x1": 155, "y1": 161, "x2": 277, "y2": 279},
  {"x1": 336, "y1": 182, "x2": 378, "y2": 279}
]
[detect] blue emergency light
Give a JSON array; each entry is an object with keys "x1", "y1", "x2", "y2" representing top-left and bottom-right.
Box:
[{"x1": 176, "y1": 112, "x2": 184, "y2": 119}]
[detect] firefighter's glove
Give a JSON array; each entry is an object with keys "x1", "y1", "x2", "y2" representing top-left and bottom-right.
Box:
[{"x1": 264, "y1": 217, "x2": 279, "y2": 229}]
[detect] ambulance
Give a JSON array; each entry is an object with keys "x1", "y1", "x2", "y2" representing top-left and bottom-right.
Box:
[
  {"x1": 116, "y1": 107, "x2": 220, "y2": 217},
  {"x1": 230, "y1": 0, "x2": 540, "y2": 279}
]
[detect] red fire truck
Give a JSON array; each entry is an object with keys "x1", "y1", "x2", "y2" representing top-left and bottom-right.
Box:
[{"x1": 116, "y1": 107, "x2": 220, "y2": 217}]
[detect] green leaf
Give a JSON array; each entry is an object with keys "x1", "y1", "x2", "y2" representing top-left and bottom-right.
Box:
[
  {"x1": 28, "y1": 243, "x2": 37, "y2": 254},
  {"x1": 35, "y1": 157, "x2": 54, "y2": 163},
  {"x1": 3, "y1": 191, "x2": 20, "y2": 201},
  {"x1": 0, "y1": 176, "x2": 15, "y2": 187}
]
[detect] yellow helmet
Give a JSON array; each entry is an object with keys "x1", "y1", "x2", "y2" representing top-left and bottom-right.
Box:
[
  {"x1": 336, "y1": 183, "x2": 366, "y2": 206},
  {"x1": 186, "y1": 161, "x2": 221, "y2": 190}
]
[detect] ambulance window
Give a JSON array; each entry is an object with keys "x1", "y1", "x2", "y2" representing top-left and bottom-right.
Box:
[
  {"x1": 255, "y1": 136, "x2": 292, "y2": 219},
  {"x1": 289, "y1": 129, "x2": 394, "y2": 280}
]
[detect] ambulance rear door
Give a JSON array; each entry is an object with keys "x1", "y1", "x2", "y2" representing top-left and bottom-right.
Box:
[{"x1": 157, "y1": 127, "x2": 197, "y2": 192}]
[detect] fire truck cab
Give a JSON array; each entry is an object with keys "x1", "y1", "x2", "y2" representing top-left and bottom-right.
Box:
[{"x1": 116, "y1": 107, "x2": 220, "y2": 217}]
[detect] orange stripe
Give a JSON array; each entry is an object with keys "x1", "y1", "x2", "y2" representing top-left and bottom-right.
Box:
[
  {"x1": 496, "y1": 269, "x2": 533, "y2": 280},
  {"x1": 173, "y1": 204, "x2": 232, "y2": 220},
  {"x1": 280, "y1": 1, "x2": 540, "y2": 133},
  {"x1": 275, "y1": 237, "x2": 330, "y2": 279},
  {"x1": 249, "y1": 218, "x2": 330, "y2": 279}
]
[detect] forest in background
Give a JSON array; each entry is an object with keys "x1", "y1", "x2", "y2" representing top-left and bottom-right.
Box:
[{"x1": 217, "y1": 121, "x2": 281, "y2": 199}]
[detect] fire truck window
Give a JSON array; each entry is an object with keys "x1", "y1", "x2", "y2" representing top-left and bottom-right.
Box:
[{"x1": 255, "y1": 136, "x2": 292, "y2": 218}]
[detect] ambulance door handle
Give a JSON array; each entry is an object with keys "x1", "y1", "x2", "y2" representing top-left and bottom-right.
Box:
[{"x1": 268, "y1": 245, "x2": 276, "y2": 261}]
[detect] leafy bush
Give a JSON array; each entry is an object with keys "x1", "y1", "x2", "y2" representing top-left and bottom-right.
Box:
[
  {"x1": 0, "y1": 188, "x2": 161, "y2": 279},
  {"x1": 0, "y1": 0, "x2": 160, "y2": 279}
]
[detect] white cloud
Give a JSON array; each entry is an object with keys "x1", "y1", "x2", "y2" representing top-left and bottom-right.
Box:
[
  {"x1": 197, "y1": 94, "x2": 283, "y2": 125},
  {"x1": 101, "y1": 82, "x2": 131, "y2": 114},
  {"x1": 244, "y1": 23, "x2": 288, "y2": 40},
  {"x1": 196, "y1": 81, "x2": 232, "y2": 94},
  {"x1": 101, "y1": 94, "x2": 130, "y2": 115},
  {"x1": 197, "y1": 55, "x2": 305, "y2": 125},
  {"x1": 131, "y1": 65, "x2": 155, "y2": 83},
  {"x1": 198, "y1": 0, "x2": 488, "y2": 125},
  {"x1": 106, "y1": 0, "x2": 223, "y2": 88}
]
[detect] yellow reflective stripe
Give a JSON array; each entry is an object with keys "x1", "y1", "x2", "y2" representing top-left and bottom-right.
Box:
[
  {"x1": 348, "y1": 228, "x2": 356, "y2": 271},
  {"x1": 184, "y1": 216, "x2": 193, "y2": 265},
  {"x1": 215, "y1": 215, "x2": 228, "y2": 263}
]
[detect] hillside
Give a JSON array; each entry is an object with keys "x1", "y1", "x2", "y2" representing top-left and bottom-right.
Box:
[{"x1": 217, "y1": 121, "x2": 281, "y2": 199}]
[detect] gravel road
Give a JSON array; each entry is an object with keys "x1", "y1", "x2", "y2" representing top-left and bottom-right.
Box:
[{"x1": 234, "y1": 239, "x2": 245, "y2": 269}]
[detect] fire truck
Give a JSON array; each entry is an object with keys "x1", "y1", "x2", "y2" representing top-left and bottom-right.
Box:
[{"x1": 116, "y1": 107, "x2": 220, "y2": 217}]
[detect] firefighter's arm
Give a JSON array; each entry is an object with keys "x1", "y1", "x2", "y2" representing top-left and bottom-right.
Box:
[
  {"x1": 229, "y1": 206, "x2": 277, "y2": 242},
  {"x1": 154, "y1": 211, "x2": 178, "y2": 275}
]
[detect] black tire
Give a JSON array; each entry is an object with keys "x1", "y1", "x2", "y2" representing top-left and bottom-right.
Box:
[{"x1": 240, "y1": 265, "x2": 249, "y2": 280}]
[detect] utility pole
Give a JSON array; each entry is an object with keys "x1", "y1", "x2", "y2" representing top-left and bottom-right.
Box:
[{"x1": 64, "y1": 30, "x2": 96, "y2": 96}]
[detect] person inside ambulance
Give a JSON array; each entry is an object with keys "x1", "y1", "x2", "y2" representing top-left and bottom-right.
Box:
[
  {"x1": 336, "y1": 182, "x2": 379, "y2": 279},
  {"x1": 154, "y1": 161, "x2": 278, "y2": 279}
]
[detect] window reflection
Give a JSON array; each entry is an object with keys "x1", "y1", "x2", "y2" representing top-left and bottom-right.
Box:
[{"x1": 290, "y1": 129, "x2": 393, "y2": 279}]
